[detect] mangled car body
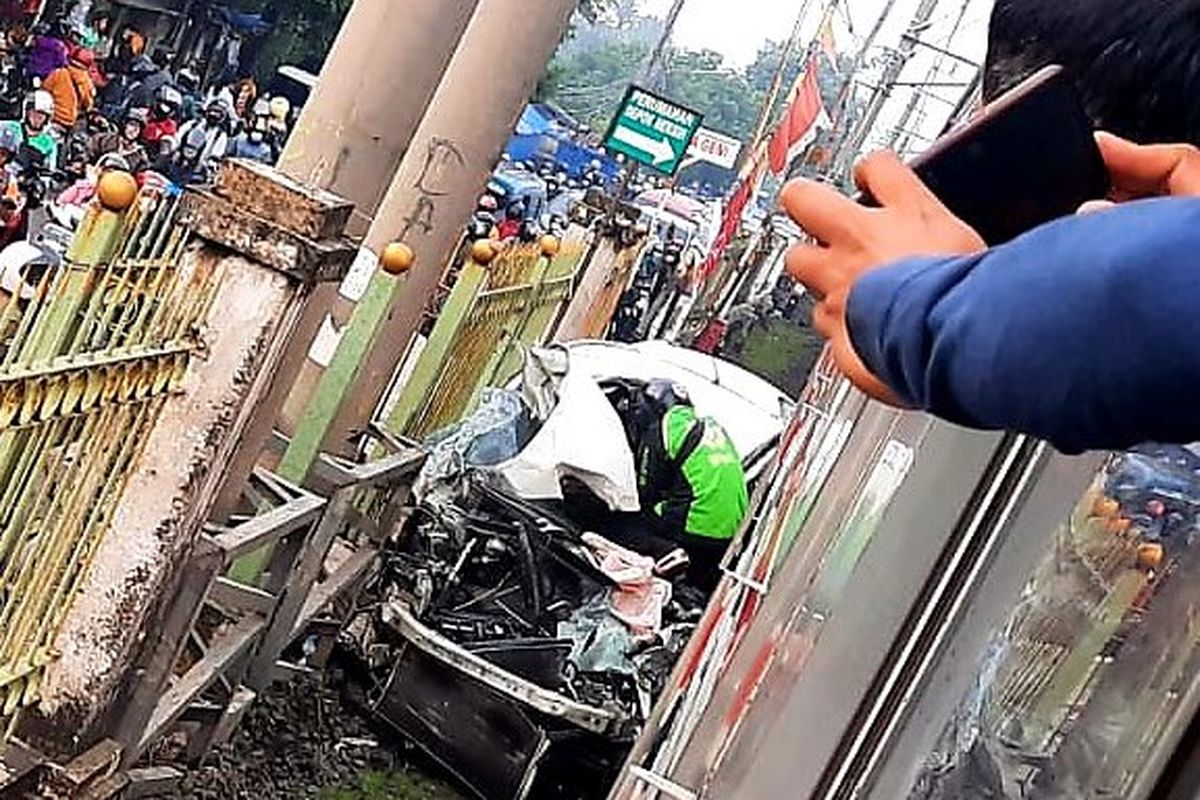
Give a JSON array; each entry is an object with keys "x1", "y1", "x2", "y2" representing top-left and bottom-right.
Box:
[{"x1": 342, "y1": 343, "x2": 791, "y2": 800}]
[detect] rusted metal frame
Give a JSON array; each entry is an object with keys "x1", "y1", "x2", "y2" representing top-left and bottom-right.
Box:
[
  {"x1": 41, "y1": 399, "x2": 164, "y2": 649},
  {"x1": 0, "y1": 415, "x2": 81, "y2": 659},
  {"x1": 0, "y1": 419, "x2": 66, "y2": 585},
  {"x1": 249, "y1": 466, "x2": 303, "y2": 504},
  {"x1": 4, "y1": 402, "x2": 134, "y2": 673},
  {"x1": 0, "y1": 191, "x2": 200, "y2": 743},
  {"x1": 137, "y1": 614, "x2": 266, "y2": 754},
  {"x1": 207, "y1": 495, "x2": 326, "y2": 562},
  {"x1": 246, "y1": 488, "x2": 348, "y2": 690},
  {"x1": 108, "y1": 260, "x2": 174, "y2": 351},
  {"x1": 111, "y1": 536, "x2": 224, "y2": 766},
  {"x1": 0, "y1": 342, "x2": 191, "y2": 384},
  {"x1": 185, "y1": 629, "x2": 234, "y2": 698},
  {"x1": 291, "y1": 546, "x2": 379, "y2": 642},
  {"x1": 0, "y1": 739, "x2": 45, "y2": 792},
  {"x1": 0, "y1": 260, "x2": 70, "y2": 371},
  {"x1": 123, "y1": 765, "x2": 184, "y2": 798},
  {"x1": 282, "y1": 447, "x2": 423, "y2": 662},
  {"x1": 208, "y1": 577, "x2": 277, "y2": 616},
  {"x1": 184, "y1": 684, "x2": 255, "y2": 765},
  {"x1": 481, "y1": 256, "x2": 554, "y2": 390},
  {"x1": 409, "y1": 288, "x2": 519, "y2": 437},
  {"x1": 309, "y1": 447, "x2": 427, "y2": 492},
  {"x1": 487, "y1": 270, "x2": 578, "y2": 390}
]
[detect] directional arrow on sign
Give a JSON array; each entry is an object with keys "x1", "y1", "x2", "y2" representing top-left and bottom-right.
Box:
[{"x1": 612, "y1": 126, "x2": 678, "y2": 167}]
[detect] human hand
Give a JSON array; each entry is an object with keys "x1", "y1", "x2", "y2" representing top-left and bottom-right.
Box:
[
  {"x1": 1095, "y1": 132, "x2": 1200, "y2": 200},
  {"x1": 782, "y1": 151, "x2": 985, "y2": 404}
]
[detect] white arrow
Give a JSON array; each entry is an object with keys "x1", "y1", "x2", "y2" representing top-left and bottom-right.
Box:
[{"x1": 613, "y1": 125, "x2": 678, "y2": 167}]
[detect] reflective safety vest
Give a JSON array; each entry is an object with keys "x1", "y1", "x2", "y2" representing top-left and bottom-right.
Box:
[{"x1": 642, "y1": 404, "x2": 749, "y2": 541}]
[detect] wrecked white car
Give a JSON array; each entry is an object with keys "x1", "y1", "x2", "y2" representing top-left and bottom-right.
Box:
[{"x1": 342, "y1": 343, "x2": 791, "y2": 800}]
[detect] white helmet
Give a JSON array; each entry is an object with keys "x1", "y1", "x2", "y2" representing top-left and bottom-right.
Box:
[{"x1": 28, "y1": 89, "x2": 54, "y2": 116}]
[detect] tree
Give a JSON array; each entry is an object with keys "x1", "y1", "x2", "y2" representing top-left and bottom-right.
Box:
[
  {"x1": 540, "y1": 38, "x2": 652, "y2": 131},
  {"x1": 233, "y1": 0, "x2": 352, "y2": 80},
  {"x1": 661, "y1": 48, "x2": 760, "y2": 139}
]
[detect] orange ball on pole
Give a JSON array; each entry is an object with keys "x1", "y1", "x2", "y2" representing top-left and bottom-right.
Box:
[
  {"x1": 380, "y1": 242, "x2": 415, "y2": 276},
  {"x1": 471, "y1": 239, "x2": 498, "y2": 265},
  {"x1": 96, "y1": 171, "x2": 139, "y2": 212}
]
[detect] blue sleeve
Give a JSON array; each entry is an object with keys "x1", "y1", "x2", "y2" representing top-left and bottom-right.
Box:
[{"x1": 846, "y1": 198, "x2": 1200, "y2": 454}]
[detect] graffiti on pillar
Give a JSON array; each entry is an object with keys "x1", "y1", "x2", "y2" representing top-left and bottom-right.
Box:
[{"x1": 398, "y1": 137, "x2": 465, "y2": 243}]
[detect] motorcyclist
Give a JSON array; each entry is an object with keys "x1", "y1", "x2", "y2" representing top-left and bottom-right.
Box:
[
  {"x1": 466, "y1": 194, "x2": 499, "y2": 240},
  {"x1": 64, "y1": 108, "x2": 113, "y2": 174},
  {"x1": 228, "y1": 116, "x2": 273, "y2": 164},
  {"x1": 265, "y1": 95, "x2": 290, "y2": 159},
  {"x1": 496, "y1": 201, "x2": 525, "y2": 240},
  {"x1": 42, "y1": 47, "x2": 95, "y2": 131},
  {"x1": 175, "y1": 67, "x2": 201, "y2": 120},
  {"x1": 1, "y1": 90, "x2": 59, "y2": 171},
  {"x1": 124, "y1": 49, "x2": 173, "y2": 112},
  {"x1": 25, "y1": 23, "x2": 68, "y2": 80},
  {"x1": 173, "y1": 99, "x2": 230, "y2": 171},
  {"x1": 88, "y1": 107, "x2": 149, "y2": 174},
  {"x1": 0, "y1": 126, "x2": 28, "y2": 249},
  {"x1": 54, "y1": 152, "x2": 129, "y2": 226},
  {"x1": 629, "y1": 379, "x2": 749, "y2": 592},
  {"x1": 142, "y1": 85, "x2": 181, "y2": 158},
  {"x1": 155, "y1": 125, "x2": 207, "y2": 188}
]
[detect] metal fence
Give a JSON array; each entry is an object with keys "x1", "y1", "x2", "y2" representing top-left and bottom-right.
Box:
[
  {"x1": 388, "y1": 232, "x2": 590, "y2": 441},
  {"x1": 112, "y1": 441, "x2": 424, "y2": 782},
  {"x1": 0, "y1": 191, "x2": 209, "y2": 737}
]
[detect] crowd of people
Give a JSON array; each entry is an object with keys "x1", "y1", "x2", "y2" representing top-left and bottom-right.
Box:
[{"x1": 0, "y1": 8, "x2": 292, "y2": 245}]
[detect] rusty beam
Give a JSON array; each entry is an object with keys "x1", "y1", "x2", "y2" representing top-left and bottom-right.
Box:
[
  {"x1": 208, "y1": 578, "x2": 277, "y2": 617},
  {"x1": 139, "y1": 616, "x2": 266, "y2": 753},
  {"x1": 209, "y1": 495, "x2": 325, "y2": 563}
]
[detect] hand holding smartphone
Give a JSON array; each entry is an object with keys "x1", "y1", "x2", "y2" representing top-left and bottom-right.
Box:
[{"x1": 878, "y1": 65, "x2": 1110, "y2": 245}]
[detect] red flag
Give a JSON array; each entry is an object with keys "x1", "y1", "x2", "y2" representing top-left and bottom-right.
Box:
[
  {"x1": 769, "y1": 55, "x2": 826, "y2": 175},
  {"x1": 768, "y1": 123, "x2": 790, "y2": 175}
]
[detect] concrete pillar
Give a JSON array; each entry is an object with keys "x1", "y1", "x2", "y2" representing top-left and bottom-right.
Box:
[
  {"x1": 285, "y1": 0, "x2": 578, "y2": 474},
  {"x1": 213, "y1": 0, "x2": 479, "y2": 512},
  {"x1": 277, "y1": 0, "x2": 481, "y2": 231},
  {"x1": 15, "y1": 162, "x2": 356, "y2": 755}
]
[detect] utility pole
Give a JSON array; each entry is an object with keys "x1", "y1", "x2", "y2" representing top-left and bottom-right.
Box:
[
  {"x1": 214, "y1": 0, "x2": 480, "y2": 513},
  {"x1": 641, "y1": 0, "x2": 688, "y2": 89},
  {"x1": 278, "y1": 0, "x2": 579, "y2": 479},
  {"x1": 885, "y1": 0, "x2": 975, "y2": 152},
  {"x1": 742, "y1": 0, "x2": 818, "y2": 169},
  {"x1": 830, "y1": 0, "x2": 942, "y2": 180}
]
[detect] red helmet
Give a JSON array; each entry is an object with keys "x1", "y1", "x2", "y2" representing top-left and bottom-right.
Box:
[{"x1": 69, "y1": 47, "x2": 96, "y2": 69}]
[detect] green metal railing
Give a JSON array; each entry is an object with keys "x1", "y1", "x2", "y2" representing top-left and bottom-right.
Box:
[
  {"x1": 387, "y1": 233, "x2": 589, "y2": 440},
  {"x1": 0, "y1": 190, "x2": 212, "y2": 737}
]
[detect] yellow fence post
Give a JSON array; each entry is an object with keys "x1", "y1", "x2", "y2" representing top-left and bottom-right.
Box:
[{"x1": 384, "y1": 243, "x2": 493, "y2": 438}]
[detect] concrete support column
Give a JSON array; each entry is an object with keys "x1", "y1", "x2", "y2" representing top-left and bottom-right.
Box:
[
  {"x1": 277, "y1": 0, "x2": 481, "y2": 230},
  {"x1": 282, "y1": 0, "x2": 578, "y2": 476},
  {"x1": 216, "y1": 0, "x2": 479, "y2": 510},
  {"x1": 17, "y1": 163, "x2": 356, "y2": 755}
]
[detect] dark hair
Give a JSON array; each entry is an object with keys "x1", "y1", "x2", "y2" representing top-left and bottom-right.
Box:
[
  {"x1": 150, "y1": 48, "x2": 171, "y2": 69},
  {"x1": 984, "y1": 0, "x2": 1200, "y2": 146}
]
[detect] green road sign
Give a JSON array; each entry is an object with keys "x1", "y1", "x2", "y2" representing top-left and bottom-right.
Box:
[{"x1": 605, "y1": 86, "x2": 704, "y2": 175}]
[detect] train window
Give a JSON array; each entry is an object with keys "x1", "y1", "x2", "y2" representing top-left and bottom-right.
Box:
[{"x1": 898, "y1": 447, "x2": 1200, "y2": 799}]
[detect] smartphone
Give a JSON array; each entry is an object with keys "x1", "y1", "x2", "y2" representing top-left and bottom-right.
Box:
[{"x1": 887, "y1": 65, "x2": 1110, "y2": 245}]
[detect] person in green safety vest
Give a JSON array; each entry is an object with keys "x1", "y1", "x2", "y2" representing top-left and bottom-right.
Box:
[{"x1": 632, "y1": 379, "x2": 749, "y2": 591}]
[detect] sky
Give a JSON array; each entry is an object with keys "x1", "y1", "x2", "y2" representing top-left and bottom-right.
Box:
[
  {"x1": 637, "y1": 0, "x2": 996, "y2": 156},
  {"x1": 638, "y1": 0, "x2": 992, "y2": 67}
]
